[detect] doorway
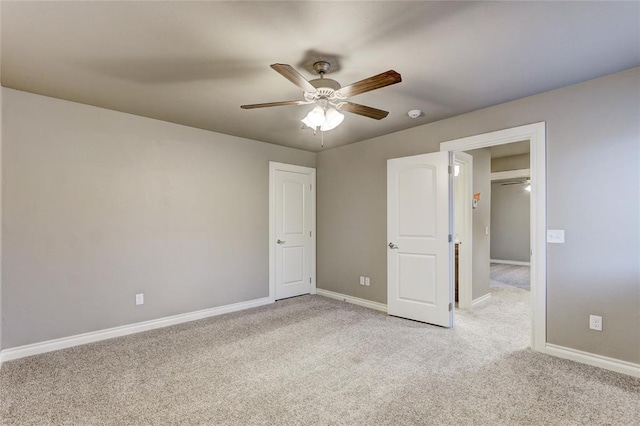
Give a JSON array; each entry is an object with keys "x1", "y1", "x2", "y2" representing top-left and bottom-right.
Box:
[
  {"x1": 490, "y1": 155, "x2": 531, "y2": 294},
  {"x1": 441, "y1": 122, "x2": 547, "y2": 352}
]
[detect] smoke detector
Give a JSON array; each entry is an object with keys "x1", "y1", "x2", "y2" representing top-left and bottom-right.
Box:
[{"x1": 407, "y1": 109, "x2": 422, "y2": 119}]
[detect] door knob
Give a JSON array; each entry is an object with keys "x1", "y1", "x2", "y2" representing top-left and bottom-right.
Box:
[
  {"x1": 388, "y1": 242, "x2": 399, "y2": 249},
  {"x1": 277, "y1": 239, "x2": 286, "y2": 244}
]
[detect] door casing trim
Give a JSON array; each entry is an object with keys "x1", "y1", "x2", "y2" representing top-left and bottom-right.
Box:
[
  {"x1": 268, "y1": 162, "x2": 317, "y2": 302},
  {"x1": 453, "y1": 152, "x2": 474, "y2": 310},
  {"x1": 440, "y1": 122, "x2": 546, "y2": 353}
]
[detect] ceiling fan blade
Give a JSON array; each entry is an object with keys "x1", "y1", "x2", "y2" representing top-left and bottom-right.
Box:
[
  {"x1": 336, "y1": 70, "x2": 402, "y2": 98},
  {"x1": 241, "y1": 100, "x2": 311, "y2": 109},
  {"x1": 339, "y1": 102, "x2": 389, "y2": 120},
  {"x1": 270, "y1": 64, "x2": 317, "y2": 93}
]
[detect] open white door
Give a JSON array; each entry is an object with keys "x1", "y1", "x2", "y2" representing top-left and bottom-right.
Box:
[
  {"x1": 387, "y1": 151, "x2": 453, "y2": 327},
  {"x1": 270, "y1": 163, "x2": 316, "y2": 301}
]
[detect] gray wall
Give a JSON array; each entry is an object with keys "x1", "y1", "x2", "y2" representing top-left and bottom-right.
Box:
[
  {"x1": 492, "y1": 153, "x2": 530, "y2": 172},
  {"x1": 0, "y1": 85, "x2": 3, "y2": 354},
  {"x1": 317, "y1": 68, "x2": 640, "y2": 364},
  {"x1": 1, "y1": 88, "x2": 316, "y2": 349},
  {"x1": 490, "y1": 182, "x2": 531, "y2": 262},
  {"x1": 466, "y1": 149, "x2": 491, "y2": 300}
]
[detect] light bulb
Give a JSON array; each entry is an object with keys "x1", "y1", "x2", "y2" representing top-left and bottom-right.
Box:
[
  {"x1": 302, "y1": 105, "x2": 325, "y2": 129},
  {"x1": 301, "y1": 115, "x2": 315, "y2": 129},
  {"x1": 320, "y1": 108, "x2": 344, "y2": 131}
]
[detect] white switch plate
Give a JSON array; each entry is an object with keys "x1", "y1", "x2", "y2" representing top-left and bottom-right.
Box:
[
  {"x1": 365, "y1": 277, "x2": 370, "y2": 286},
  {"x1": 485, "y1": 226, "x2": 489, "y2": 235},
  {"x1": 135, "y1": 293, "x2": 144, "y2": 305},
  {"x1": 359, "y1": 276, "x2": 365, "y2": 285},
  {"x1": 547, "y1": 230, "x2": 565, "y2": 243}
]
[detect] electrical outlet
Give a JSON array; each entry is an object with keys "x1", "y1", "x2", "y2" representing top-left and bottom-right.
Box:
[
  {"x1": 589, "y1": 315, "x2": 602, "y2": 331},
  {"x1": 365, "y1": 277, "x2": 370, "y2": 286},
  {"x1": 135, "y1": 293, "x2": 144, "y2": 306},
  {"x1": 359, "y1": 276, "x2": 365, "y2": 285}
]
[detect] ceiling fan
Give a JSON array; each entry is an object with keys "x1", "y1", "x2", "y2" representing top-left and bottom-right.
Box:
[
  {"x1": 501, "y1": 179, "x2": 531, "y2": 192},
  {"x1": 500, "y1": 179, "x2": 530, "y2": 186},
  {"x1": 240, "y1": 61, "x2": 402, "y2": 132}
]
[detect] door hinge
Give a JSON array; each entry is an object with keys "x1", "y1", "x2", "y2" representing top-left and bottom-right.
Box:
[
  {"x1": 448, "y1": 303, "x2": 453, "y2": 312},
  {"x1": 310, "y1": 184, "x2": 312, "y2": 191},
  {"x1": 448, "y1": 234, "x2": 452, "y2": 243},
  {"x1": 448, "y1": 165, "x2": 452, "y2": 175},
  {"x1": 309, "y1": 277, "x2": 312, "y2": 284},
  {"x1": 310, "y1": 231, "x2": 312, "y2": 237}
]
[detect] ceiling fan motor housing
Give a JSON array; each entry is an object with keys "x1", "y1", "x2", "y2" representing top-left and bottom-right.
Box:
[
  {"x1": 306, "y1": 61, "x2": 341, "y2": 99},
  {"x1": 309, "y1": 78, "x2": 341, "y2": 91}
]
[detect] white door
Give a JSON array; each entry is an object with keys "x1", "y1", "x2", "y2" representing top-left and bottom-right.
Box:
[
  {"x1": 387, "y1": 151, "x2": 453, "y2": 327},
  {"x1": 271, "y1": 163, "x2": 315, "y2": 300}
]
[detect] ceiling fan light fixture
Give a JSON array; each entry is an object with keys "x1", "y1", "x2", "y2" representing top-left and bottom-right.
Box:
[
  {"x1": 320, "y1": 107, "x2": 344, "y2": 131},
  {"x1": 302, "y1": 105, "x2": 326, "y2": 129},
  {"x1": 302, "y1": 104, "x2": 344, "y2": 132},
  {"x1": 301, "y1": 115, "x2": 314, "y2": 129}
]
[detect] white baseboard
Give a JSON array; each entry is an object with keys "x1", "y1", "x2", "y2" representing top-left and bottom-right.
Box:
[
  {"x1": 490, "y1": 259, "x2": 530, "y2": 266},
  {"x1": 471, "y1": 292, "x2": 492, "y2": 306},
  {"x1": 317, "y1": 288, "x2": 387, "y2": 313},
  {"x1": 318, "y1": 288, "x2": 492, "y2": 313},
  {"x1": 0, "y1": 297, "x2": 273, "y2": 364},
  {"x1": 545, "y1": 343, "x2": 640, "y2": 378}
]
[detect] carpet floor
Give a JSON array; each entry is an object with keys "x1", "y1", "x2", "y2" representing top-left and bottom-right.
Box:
[
  {"x1": 490, "y1": 263, "x2": 530, "y2": 290},
  {"x1": 1, "y1": 288, "x2": 638, "y2": 425}
]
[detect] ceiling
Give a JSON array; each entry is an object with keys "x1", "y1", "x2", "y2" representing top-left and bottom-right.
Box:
[
  {"x1": 2, "y1": 1, "x2": 639, "y2": 152},
  {"x1": 490, "y1": 141, "x2": 529, "y2": 159}
]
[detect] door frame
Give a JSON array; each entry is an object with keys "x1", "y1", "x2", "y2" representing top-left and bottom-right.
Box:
[
  {"x1": 268, "y1": 162, "x2": 317, "y2": 303},
  {"x1": 440, "y1": 122, "x2": 546, "y2": 352},
  {"x1": 453, "y1": 152, "x2": 474, "y2": 310}
]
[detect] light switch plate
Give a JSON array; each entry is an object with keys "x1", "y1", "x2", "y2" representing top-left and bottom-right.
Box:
[{"x1": 547, "y1": 230, "x2": 565, "y2": 243}]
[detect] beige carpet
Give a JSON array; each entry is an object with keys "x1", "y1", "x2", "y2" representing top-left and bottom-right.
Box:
[
  {"x1": 490, "y1": 263, "x2": 530, "y2": 290},
  {"x1": 1, "y1": 287, "x2": 639, "y2": 425}
]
